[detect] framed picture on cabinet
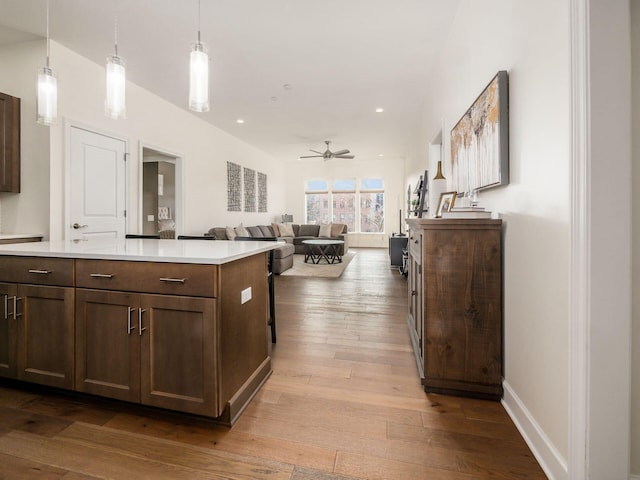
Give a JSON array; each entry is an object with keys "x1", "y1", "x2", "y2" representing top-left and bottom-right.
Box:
[{"x1": 436, "y1": 191, "x2": 457, "y2": 218}]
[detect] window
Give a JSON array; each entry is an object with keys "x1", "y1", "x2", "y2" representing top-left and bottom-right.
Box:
[
  {"x1": 305, "y1": 178, "x2": 384, "y2": 233},
  {"x1": 305, "y1": 180, "x2": 329, "y2": 225},
  {"x1": 360, "y1": 178, "x2": 384, "y2": 233}
]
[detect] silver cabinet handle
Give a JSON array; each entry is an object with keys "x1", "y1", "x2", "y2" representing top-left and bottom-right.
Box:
[
  {"x1": 127, "y1": 307, "x2": 136, "y2": 334},
  {"x1": 138, "y1": 308, "x2": 147, "y2": 336},
  {"x1": 90, "y1": 273, "x2": 114, "y2": 278},
  {"x1": 13, "y1": 296, "x2": 22, "y2": 319},
  {"x1": 159, "y1": 277, "x2": 185, "y2": 283},
  {"x1": 28, "y1": 269, "x2": 51, "y2": 275},
  {"x1": 72, "y1": 223, "x2": 88, "y2": 229},
  {"x1": 3, "y1": 295, "x2": 7, "y2": 320}
]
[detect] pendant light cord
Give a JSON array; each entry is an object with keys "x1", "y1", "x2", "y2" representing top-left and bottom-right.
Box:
[
  {"x1": 45, "y1": 0, "x2": 50, "y2": 67},
  {"x1": 197, "y1": 0, "x2": 201, "y2": 44},
  {"x1": 114, "y1": 0, "x2": 118, "y2": 56}
]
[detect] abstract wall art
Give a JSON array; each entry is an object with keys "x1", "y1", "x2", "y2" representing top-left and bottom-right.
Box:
[
  {"x1": 258, "y1": 172, "x2": 268, "y2": 213},
  {"x1": 227, "y1": 161, "x2": 242, "y2": 212},
  {"x1": 450, "y1": 70, "x2": 509, "y2": 194},
  {"x1": 244, "y1": 167, "x2": 256, "y2": 212}
]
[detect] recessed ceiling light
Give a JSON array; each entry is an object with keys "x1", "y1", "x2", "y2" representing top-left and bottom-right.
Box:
[
  {"x1": 375, "y1": 107, "x2": 384, "y2": 113},
  {"x1": 236, "y1": 119, "x2": 245, "y2": 124},
  {"x1": 378, "y1": 153, "x2": 384, "y2": 157}
]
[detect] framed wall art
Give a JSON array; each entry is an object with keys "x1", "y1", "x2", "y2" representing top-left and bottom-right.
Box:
[{"x1": 450, "y1": 70, "x2": 509, "y2": 194}]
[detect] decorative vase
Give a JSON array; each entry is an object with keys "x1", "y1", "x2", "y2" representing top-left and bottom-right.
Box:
[{"x1": 429, "y1": 161, "x2": 447, "y2": 218}]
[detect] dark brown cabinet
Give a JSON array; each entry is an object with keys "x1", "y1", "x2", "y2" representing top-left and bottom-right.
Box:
[
  {"x1": 0, "y1": 257, "x2": 75, "y2": 390},
  {"x1": 0, "y1": 92, "x2": 20, "y2": 193},
  {"x1": 406, "y1": 218, "x2": 503, "y2": 400},
  {"x1": 76, "y1": 289, "x2": 218, "y2": 416}
]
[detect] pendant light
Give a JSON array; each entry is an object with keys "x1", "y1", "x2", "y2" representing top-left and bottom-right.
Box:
[
  {"x1": 37, "y1": 0, "x2": 57, "y2": 126},
  {"x1": 189, "y1": 0, "x2": 210, "y2": 112},
  {"x1": 105, "y1": 0, "x2": 126, "y2": 119}
]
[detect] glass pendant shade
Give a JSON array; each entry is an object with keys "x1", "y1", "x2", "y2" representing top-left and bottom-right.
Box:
[
  {"x1": 36, "y1": 66, "x2": 58, "y2": 126},
  {"x1": 105, "y1": 54, "x2": 126, "y2": 119},
  {"x1": 189, "y1": 43, "x2": 209, "y2": 112}
]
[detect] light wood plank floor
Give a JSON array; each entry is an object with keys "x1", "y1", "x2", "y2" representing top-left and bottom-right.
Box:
[{"x1": 0, "y1": 248, "x2": 547, "y2": 479}]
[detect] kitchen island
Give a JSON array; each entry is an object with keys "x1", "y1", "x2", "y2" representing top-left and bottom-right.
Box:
[{"x1": 0, "y1": 238, "x2": 278, "y2": 425}]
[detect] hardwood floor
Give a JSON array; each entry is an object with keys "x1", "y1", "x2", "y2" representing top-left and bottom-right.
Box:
[{"x1": 0, "y1": 248, "x2": 546, "y2": 479}]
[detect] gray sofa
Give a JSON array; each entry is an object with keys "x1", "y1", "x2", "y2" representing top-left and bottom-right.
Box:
[{"x1": 205, "y1": 223, "x2": 349, "y2": 274}]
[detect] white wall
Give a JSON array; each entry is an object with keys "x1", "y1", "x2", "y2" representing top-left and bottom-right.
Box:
[
  {"x1": 283, "y1": 156, "x2": 405, "y2": 247},
  {"x1": 43, "y1": 41, "x2": 285, "y2": 240},
  {"x1": 407, "y1": 1, "x2": 571, "y2": 477},
  {"x1": 0, "y1": 40, "x2": 51, "y2": 237}
]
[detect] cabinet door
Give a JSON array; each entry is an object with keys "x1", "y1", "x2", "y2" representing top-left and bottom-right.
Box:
[
  {"x1": 140, "y1": 294, "x2": 217, "y2": 416},
  {"x1": 75, "y1": 289, "x2": 141, "y2": 402},
  {"x1": 0, "y1": 282, "x2": 17, "y2": 379},
  {"x1": 16, "y1": 285, "x2": 74, "y2": 389},
  {"x1": 0, "y1": 93, "x2": 20, "y2": 193}
]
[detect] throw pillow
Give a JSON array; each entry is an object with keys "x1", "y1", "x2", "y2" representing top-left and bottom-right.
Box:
[
  {"x1": 331, "y1": 223, "x2": 346, "y2": 237},
  {"x1": 278, "y1": 223, "x2": 294, "y2": 237},
  {"x1": 298, "y1": 224, "x2": 320, "y2": 237},
  {"x1": 271, "y1": 222, "x2": 281, "y2": 236},
  {"x1": 225, "y1": 226, "x2": 236, "y2": 240},
  {"x1": 259, "y1": 225, "x2": 274, "y2": 237},
  {"x1": 319, "y1": 223, "x2": 332, "y2": 238},
  {"x1": 235, "y1": 223, "x2": 250, "y2": 237},
  {"x1": 247, "y1": 226, "x2": 264, "y2": 237}
]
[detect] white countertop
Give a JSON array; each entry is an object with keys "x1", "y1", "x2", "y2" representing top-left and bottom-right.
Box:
[
  {"x1": 0, "y1": 233, "x2": 43, "y2": 240},
  {"x1": 0, "y1": 238, "x2": 280, "y2": 264}
]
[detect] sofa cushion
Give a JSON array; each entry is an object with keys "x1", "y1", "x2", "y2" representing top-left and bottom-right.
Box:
[
  {"x1": 225, "y1": 226, "x2": 237, "y2": 240},
  {"x1": 271, "y1": 223, "x2": 281, "y2": 236},
  {"x1": 298, "y1": 224, "x2": 320, "y2": 237},
  {"x1": 247, "y1": 226, "x2": 264, "y2": 237},
  {"x1": 207, "y1": 227, "x2": 228, "y2": 240},
  {"x1": 259, "y1": 225, "x2": 274, "y2": 237},
  {"x1": 273, "y1": 243, "x2": 295, "y2": 259},
  {"x1": 278, "y1": 223, "x2": 294, "y2": 237},
  {"x1": 319, "y1": 223, "x2": 332, "y2": 238},
  {"x1": 235, "y1": 223, "x2": 250, "y2": 237},
  {"x1": 331, "y1": 223, "x2": 347, "y2": 236},
  {"x1": 291, "y1": 224, "x2": 300, "y2": 236}
]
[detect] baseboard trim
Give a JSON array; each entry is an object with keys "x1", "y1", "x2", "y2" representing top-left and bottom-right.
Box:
[{"x1": 502, "y1": 380, "x2": 568, "y2": 480}]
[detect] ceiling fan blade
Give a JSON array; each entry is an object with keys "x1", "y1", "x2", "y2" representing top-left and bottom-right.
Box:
[
  {"x1": 299, "y1": 155, "x2": 323, "y2": 159},
  {"x1": 334, "y1": 154, "x2": 355, "y2": 159},
  {"x1": 331, "y1": 149, "x2": 350, "y2": 156},
  {"x1": 309, "y1": 149, "x2": 324, "y2": 154}
]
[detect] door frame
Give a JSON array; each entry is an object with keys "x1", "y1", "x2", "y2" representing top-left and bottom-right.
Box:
[
  {"x1": 64, "y1": 121, "x2": 129, "y2": 241},
  {"x1": 137, "y1": 141, "x2": 184, "y2": 237}
]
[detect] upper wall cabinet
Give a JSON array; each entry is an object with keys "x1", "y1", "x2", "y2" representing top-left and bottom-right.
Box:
[{"x1": 0, "y1": 92, "x2": 20, "y2": 193}]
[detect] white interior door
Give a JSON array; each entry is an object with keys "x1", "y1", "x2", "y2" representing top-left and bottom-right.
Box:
[{"x1": 69, "y1": 127, "x2": 126, "y2": 241}]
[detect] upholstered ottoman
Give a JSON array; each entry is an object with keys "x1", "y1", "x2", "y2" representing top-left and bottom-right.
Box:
[{"x1": 273, "y1": 242, "x2": 295, "y2": 274}]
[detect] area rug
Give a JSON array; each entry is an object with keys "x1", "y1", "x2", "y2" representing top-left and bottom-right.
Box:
[{"x1": 279, "y1": 252, "x2": 356, "y2": 278}]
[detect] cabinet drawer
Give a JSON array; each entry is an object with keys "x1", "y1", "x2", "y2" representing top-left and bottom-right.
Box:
[
  {"x1": 76, "y1": 259, "x2": 217, "y2": 297},
  {"x1": 0, "y1": 256, "x2": 74, "y2": 286},
  {"x1": 408, "y1": 232, "x2": 422, "y2": 263}
]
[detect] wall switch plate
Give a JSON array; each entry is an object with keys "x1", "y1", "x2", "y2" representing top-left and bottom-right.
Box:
[
  {"x1": 241, "y1": 287, "x2": 252, "y2": 304},
  {"x1": 147, "y1": 215, "x2": 155, "y2": 222}
]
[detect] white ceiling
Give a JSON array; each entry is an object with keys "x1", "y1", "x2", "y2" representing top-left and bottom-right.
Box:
[{"x1": 0, "y1": 0, "x2": 460, "y2": 163}]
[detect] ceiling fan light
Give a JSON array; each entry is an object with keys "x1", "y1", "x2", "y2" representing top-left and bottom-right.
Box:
[
  {"x1": 37, "y1": 66, "x2": 58, "y2": 126},
  {"x1": 105, "y1": 54, "x2": 126, "y2": 119},
  {"x1": 189, "y1": 42, "x2": 210, "y2": 112}
]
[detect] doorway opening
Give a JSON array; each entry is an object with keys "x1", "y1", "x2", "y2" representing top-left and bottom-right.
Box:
[{"x1": 140, "y1": 146, "x2": 183, "y2": 238}]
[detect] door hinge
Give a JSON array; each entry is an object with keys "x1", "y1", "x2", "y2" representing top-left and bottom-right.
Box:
[
  {"x1": 124, "y1": 152, "x2": 130, "y2": 162},
  {"x1": 124, "y1": 210, "x2": 127, "y2": 218}
]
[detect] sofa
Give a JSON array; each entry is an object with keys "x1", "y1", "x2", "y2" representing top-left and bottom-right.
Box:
[{"x1": 205, "y1": 223, "x2": 349, "y2": 274}]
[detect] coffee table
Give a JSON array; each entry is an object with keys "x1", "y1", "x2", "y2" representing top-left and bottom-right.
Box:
[{"x1": 302, "y1": 239, "x2": 345, "y2": 264}]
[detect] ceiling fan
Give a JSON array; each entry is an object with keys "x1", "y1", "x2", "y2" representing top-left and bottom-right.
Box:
[{"x1": 299, "y1": 140, "x2": 355, "y2": 160}]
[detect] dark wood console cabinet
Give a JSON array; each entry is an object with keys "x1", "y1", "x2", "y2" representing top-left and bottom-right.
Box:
[
  {"x1": 0, "y1": 92, "x2": 20, "y2": 193},
  {"x1": 406, "y1": 218, "x2": 503, "y2": 400}
]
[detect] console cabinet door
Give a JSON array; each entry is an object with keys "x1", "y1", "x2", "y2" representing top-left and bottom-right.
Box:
[
  {"x1": 16, "y1": 285, "x2": 74, "y2": 389},
  {"x1": 75, "y1": 289, "x2": 141, "y2": 402},
  {"x1": 140, "y1": 294, "x2": 217, "y2": 416},
  {"x1": 0, "y1": 282, "x2": 17, "y2": 379}
]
